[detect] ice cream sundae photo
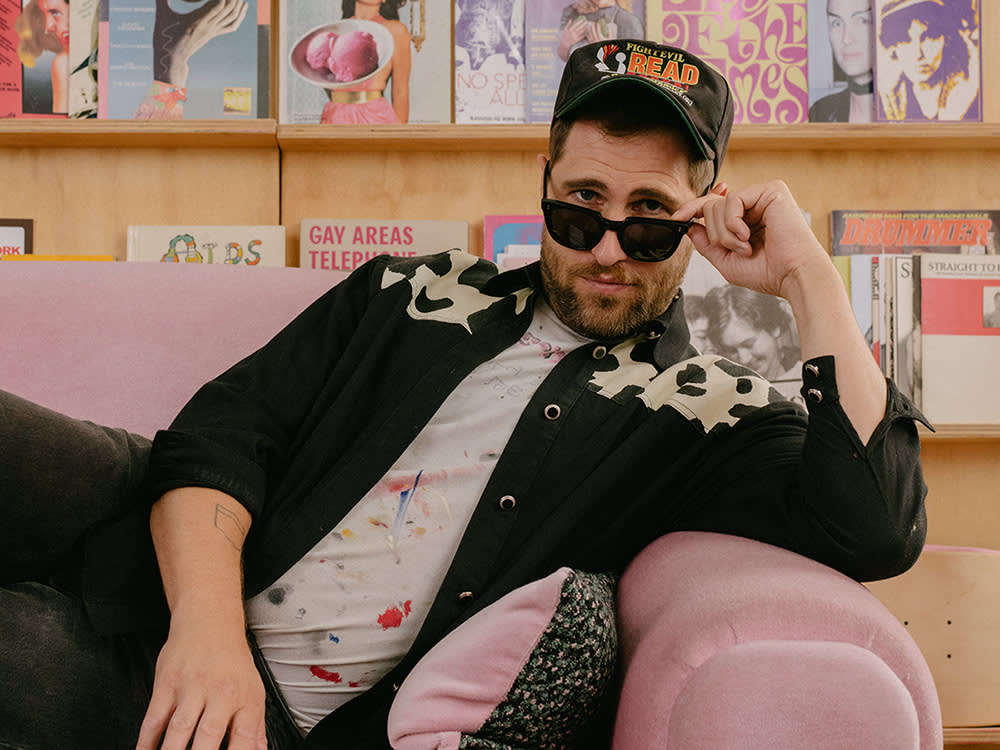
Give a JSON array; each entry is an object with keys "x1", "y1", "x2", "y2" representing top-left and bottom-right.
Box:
[{"x1": 290, "y1": 19, "x2": 394, "y2": 88}]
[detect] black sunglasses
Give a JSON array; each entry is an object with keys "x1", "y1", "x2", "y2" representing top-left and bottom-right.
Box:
[{"x1": 541, "y1": 162, "x2": 693, "y2": 263}]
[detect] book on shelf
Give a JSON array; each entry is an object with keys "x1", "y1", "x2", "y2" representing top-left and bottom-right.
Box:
[
  {"x1": 102, "y1": 0, "x2": 269, "y2": 119},
  {"x1": 495, "y1": 243, "x2": 539, "y2": 270},
  {"x1": 806, "y1": 0, "x2": 874, "y2": 123},
  {"x1": 126, "y1": 225, "x2": 286, "y2": 266},
  {"x1": 0, "y1": 218, "x2": 34, "y2": 256},
  {"x1": 524, "y1": 0, "x2": 647, "y2": 124},
  {"x1": 68, "y1": 0, "x2": 99, "y2": 118},
  {"x1": 646, "y1": 0, "x2": 808, "y2": 123},
  {"x1": 280, "y1": 0, "x2": 450, "y2": 125},
  {"x1": 482, "y1": 214, "x2": 542, "y2": 265},
  {"x1": 2, "y1": 0, "x2": 70, "y2": 118},
  {"x1": 1, "y1": 253, "x2": 114, "y2": 261},
  {"x1": 830, "y1": 210, "x2": 1000, "y2": 256},
  {"x1": 454, "y1": 0, "x2": 525, "y2": 123},
  {"x1": 683, "y1": 253, "x2": 803, "y2": 405},
  {"x1": 300, "y1": 218, "x2": 469, "y2": 273},
  {"x1": 917, "y1": 253, "x2": 1000, "y2": 424},
  {"x1": 873, "y1": 0, "x2": 981, "y2": 122}
]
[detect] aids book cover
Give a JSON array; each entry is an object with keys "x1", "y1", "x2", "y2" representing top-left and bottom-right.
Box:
[
  {"x1": 524, "y1": 0, "x2": 647, "y2": 124},
  {"x1": 104, "y1": 0, "x2": 268, "y2": 119},
  {"x1": 873, "y1": 0, "x2": 981, "y2": 122},
  {"x1": 918, "y1": 253, "x2": 1000, "y2": 424},
  {"x1": 646, "y1": 0, "x2": 808, "y2": 123},
  {"x1": 830, "y1": 210, "x2": 1000, "y2": 255},
  {"x1": 300, "y1": 219, "x2": 469, "y2": 273},
  {"x1": 126, "y1": 225, "x2": 287, "y2": 266},
  {"x1": 454, "y1": 0, "x2": 525, "y2": 123},
  {"x1": 280, "y1": 0, "x2": 451, "y2": 125}
]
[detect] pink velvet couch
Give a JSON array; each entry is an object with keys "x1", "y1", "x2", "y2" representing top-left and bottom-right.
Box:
[{"x1": 0, "y1": 261, "x2": 942, "y2": 749}]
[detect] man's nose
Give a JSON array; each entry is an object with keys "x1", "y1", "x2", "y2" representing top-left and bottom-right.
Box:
[{"x1": 590, "y1": 229, "x2": 628, "y2": 266}]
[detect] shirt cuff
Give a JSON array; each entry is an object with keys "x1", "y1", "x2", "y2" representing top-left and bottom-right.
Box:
[{"x1": 799, "y1": 354, "x2": 934, "y2": 431}]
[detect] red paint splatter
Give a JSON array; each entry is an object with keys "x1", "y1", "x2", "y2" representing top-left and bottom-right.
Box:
[
  {"x1": 310, "y1": 665, "x2": 343, "y2": 683},
  {"x1": 349, "y1": 681, "x2": 362, "y2": 687},
  {"x1": 377, "y1": 600, "x2": 413, "y2": 630}
]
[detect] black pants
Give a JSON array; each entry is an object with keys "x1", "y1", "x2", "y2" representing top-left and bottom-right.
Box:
[{"x1": 0, "y1": 579, "x2": 303, "y2": 750}]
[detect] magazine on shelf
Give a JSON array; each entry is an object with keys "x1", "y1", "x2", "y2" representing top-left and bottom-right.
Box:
[
  {"x1": 830, "y1": 210, "x2": 1000, "y2": 255},
  {"x1": 300, "y1": 218, "x2": 469, "y2": 273},
  {"x1": 482, "y1": 214, "x2": 542, "y2": 265},
  {"x1": 280, "y1": 0, "x2": 450, "y2": 125},
  {"x1": 524, "y1": 0, "x2": 647, "y2": 124},
  {"x1": 495, "y1": 243, "x2": 539, "y2": 270},
  {"x1": 2, "y1": 0, "x2": 70, "y2": 117},
  {"x1": 682, "y1": 253, "x2": 803, "y2": 405},
  {"x1": 891, "y1": 254, "x2": 916, "y2": 402},
  {"x1": 0, "y1": 218, "x2": 34, "y2": 256},
  {"x1": 68, "y1": 0, "x2": 99, "y2": 118},
  {"x1": 454, "y1": 0, "x2": 525, "y2": 123},
  {"x1": 646, "y1": 0, "x2": 808, "y2": 123},
  {"x1": 807, "y1": 0, "x2": 874, "y2": 123},
  {"x1": 873, "y1": 0, "x2": 981, "y2": 122},
  {"x1": 918, "y1": 253, "x2": 1000, "y2": 424},
  {"x1": 846, "y1": 254, "x2": 875, "y2": 356},
  {"x1": 103, "y1": 0, "x2": 269, "y2": 119},
  {"x1": 127, "y1": 225, "x2": 286, "y2": 266}
]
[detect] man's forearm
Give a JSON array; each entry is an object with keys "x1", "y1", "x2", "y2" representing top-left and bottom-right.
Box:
[
  {"x1": 150, "y1": 487, "x2": 251, "y2": 631},
  {"x1": 783, "y1": 255, "x2": 887, "y2": 444}
]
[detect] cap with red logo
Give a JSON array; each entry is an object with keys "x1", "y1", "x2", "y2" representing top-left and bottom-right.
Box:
[{"x1": 553, "y1": 39, "x2": 734, "y2": 189}]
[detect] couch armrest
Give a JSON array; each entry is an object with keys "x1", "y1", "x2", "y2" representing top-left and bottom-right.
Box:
[{"x1": 613, "y1": 532, "x2": 942, "y2": 750}]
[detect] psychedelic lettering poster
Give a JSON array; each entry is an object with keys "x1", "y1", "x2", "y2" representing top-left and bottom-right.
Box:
[{"x1": 647, "y1": 0, "x2": 808, "y2": 123}]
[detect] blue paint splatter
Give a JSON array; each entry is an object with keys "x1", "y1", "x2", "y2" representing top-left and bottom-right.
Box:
[
  {"x1": 328, "y1": 633, "x2": 340, "y2": 644},
  {"x1": 389, "y1": 470, "x2": 423, "y2": 562}
]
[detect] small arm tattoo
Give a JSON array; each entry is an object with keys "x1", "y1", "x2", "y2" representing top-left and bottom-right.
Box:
[{"x1": 214, "y1": 504, "x2": 245, "y2": 551}]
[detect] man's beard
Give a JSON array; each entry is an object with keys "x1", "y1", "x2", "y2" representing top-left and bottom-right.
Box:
[{"x1": 538, "y1": 233, "x2": 690, "y2": 339}]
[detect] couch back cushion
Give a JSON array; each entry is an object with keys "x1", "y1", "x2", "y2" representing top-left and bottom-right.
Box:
[{"x1": 0, "y1": 262, "x2": 345, "y2": 437}]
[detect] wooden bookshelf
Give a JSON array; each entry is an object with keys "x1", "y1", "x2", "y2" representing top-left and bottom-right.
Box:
[{"x1": 2, "y1": 116, "x2": 999, "y2": 746}]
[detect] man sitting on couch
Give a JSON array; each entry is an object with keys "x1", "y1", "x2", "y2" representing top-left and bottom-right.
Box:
[{"x1": 1, "y1": 39, "x2": 930, "y2": 750}]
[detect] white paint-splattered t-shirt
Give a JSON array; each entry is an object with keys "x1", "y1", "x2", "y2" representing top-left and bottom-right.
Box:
[{"x1": 245, "y1": 299, "x2": 591, "y2": 732}]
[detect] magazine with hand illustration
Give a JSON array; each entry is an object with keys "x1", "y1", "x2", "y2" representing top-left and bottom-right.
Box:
[{"x1": 104, "y1": 0, "x2": 269, "y2": 119}]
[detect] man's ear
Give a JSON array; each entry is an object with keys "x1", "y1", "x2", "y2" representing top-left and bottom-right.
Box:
[
  {"x1": 537, "y1": 153, "x2": 548, "y2": 170},
  {"x1": 709, "y1": 182, "x2": 728, "y2": 197}
]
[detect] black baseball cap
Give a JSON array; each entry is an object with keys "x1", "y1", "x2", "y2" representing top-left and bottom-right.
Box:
[{"x1": 553, "y1": 40, "x2": 735, "y2": 190}]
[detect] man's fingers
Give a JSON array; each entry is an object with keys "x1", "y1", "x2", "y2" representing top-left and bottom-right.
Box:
[{"x1": 222, "y1": 706, "x2": 269, "y2": 750}]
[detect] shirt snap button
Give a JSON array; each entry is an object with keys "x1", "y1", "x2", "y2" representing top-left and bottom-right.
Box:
[
  {"x1": 807, "y1": 388, "x2": 823, "y2": 403},
  {"x1": 499, "y1": 495, "x2": 517, "y2": 510},
  {"x1": 805, "y1": 363, "x2": 820, "y2": 377},
  {"x1": 457, "y1": 591, "x2": 474, "y2": 601},
  {"x1": 544, "y1": 404, "x2": 561, "y2": 420},
  {"x1": 592, "y1": 345, "x2": 607, "y2": 359}
]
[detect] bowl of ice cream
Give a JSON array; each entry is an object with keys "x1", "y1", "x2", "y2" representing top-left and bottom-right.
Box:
[{"x1": 289, "y1": 19, "x2": 395, "y2": 89}]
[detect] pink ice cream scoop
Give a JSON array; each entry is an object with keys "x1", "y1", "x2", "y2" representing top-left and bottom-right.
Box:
[
  {"x1": 305, "y1": 31, "x2": 337, "y2": 71},
  {"x1": 327, "y1": 30, "x2": 379, "y2": 82}
]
